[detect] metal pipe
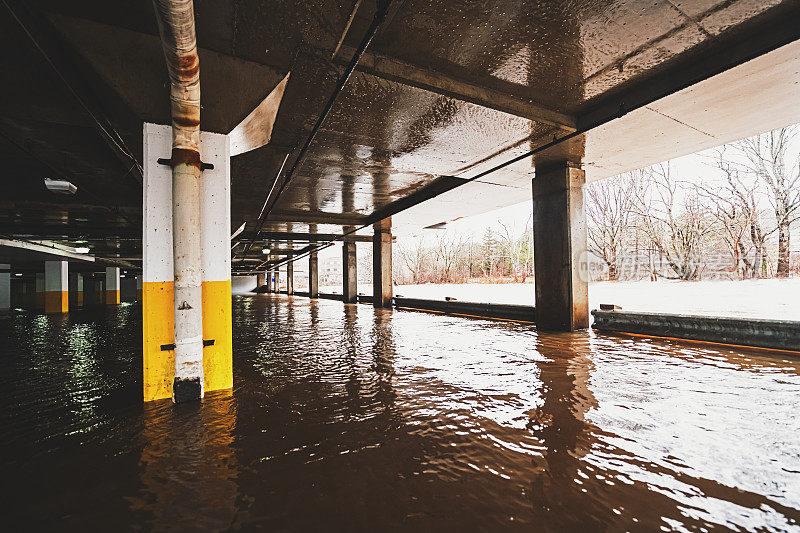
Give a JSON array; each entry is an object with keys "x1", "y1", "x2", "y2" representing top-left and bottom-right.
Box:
[{"x1": 152, "y1": 0, "x2": 204, "y2": 402}]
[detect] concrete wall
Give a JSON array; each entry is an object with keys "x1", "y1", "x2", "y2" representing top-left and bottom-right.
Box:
[{"x1": 232, "y1": 276, "x2": 258, "y2": 294}]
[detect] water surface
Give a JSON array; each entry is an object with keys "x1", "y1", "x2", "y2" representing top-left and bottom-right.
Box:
[{"x1": 1, "y1": 295, "x2": 799, "y2": 530}]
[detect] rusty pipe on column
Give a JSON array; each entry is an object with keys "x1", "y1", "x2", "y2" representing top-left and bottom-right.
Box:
[{"x1": 152, "y1": 0, "x2": 204, "y2": 402}]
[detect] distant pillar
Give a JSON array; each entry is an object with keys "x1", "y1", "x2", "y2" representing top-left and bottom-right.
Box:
[
  {"x1": 342, "y1": 228, "x2": 357, "y2": 303},
  {"x1": 309, "y1": 252, "x2": 319, "y2": 298},
  {"x1": 35, "y1": 272, "x2": 45, "y2": 310},
  {"x1": 532, "y1": 163, "x2": 589, "y2": 331},
  {"x1": 68, "y1": 273, "x2": 84, "y2": 308},
  {"x1": 265, "y1": 271, "x2": 272, "y2": 292},
  {"x1": 274, "y1": 270, "x2": 280, "y2": 293},
  {"x1": 372, "y1": 218, "x2": 393, "y2": 308},
  {"x1": 286, "y1": 261, "x2": 294, "y2": 295},
  {"x1": 0, "y1": 264, "x2": 10, "y2": 313},
  {"x1": 44, "y1": 261, "x2": 68, "y2": 313},
  {"x1": 105, "y1": 267, "x2": 121, "y2": 305},
  {"x1": 256, "y1": 272, "x2": 265, "y2": 287},
  {"x1": 136, "y1": 275, "x2": 142, "y2": 301}
]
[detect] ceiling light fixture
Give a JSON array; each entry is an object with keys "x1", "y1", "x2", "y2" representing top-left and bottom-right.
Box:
[
  {"x1": 75, "y1": 247, "x2": 90, "y2": 254},
  {"x1": 44, "y1": 177, "x2": 77, "y2": 195}
]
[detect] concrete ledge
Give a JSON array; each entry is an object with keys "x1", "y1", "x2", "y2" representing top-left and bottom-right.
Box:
[
  {"x1": 393, "y1": 297, "x2": 535, "y2": 322},
  {"x1": 592, "y1": 310, "x2": 800, "y2": 352},
  {"x1": 357, "y1": 294, "x2": 374, "y2": 304},
  {"x1": 318, "y1": 293, "x2": 344, "y2": 301}
]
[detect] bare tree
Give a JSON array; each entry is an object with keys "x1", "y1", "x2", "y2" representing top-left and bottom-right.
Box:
[
  {"x1": 586, "y1": 173, "x2": 635, "y2": 280},
  {"x1": 631, "y1": 164, "x2": 716, "y2": 280},
  {"x1": 397, "y1": 235, "x2": 429, "y2": 284},
  {"x1": 731, "y1": 127, "x2": 800, "y2": 277},
  {"x1": 498, "y1": 214, "x2": 532, "y2": 282},
  {"x1": 697, "y1": 146, "x2": 769, "y2": 278}
]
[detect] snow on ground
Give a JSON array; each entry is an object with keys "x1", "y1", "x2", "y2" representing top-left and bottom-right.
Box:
[{"x1": 321, "y1": 279, "x2": 800, "y2": 321}]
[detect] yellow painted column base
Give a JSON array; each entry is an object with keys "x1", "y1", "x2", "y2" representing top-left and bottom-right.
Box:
[
  {"x1": 105, "y1": 289, "x2": 120, "y2": 305},
  {"x1": 202, "y1": 279, "x2": 233, "y2": 393},
  {"x1": 45, "y1": 291, "x2": 68, "y2": 313},
  {"x1": 143, "y1": 281, "x2": 174, "y2": 402},
  {"x1": 142, "y1": 280, "x2": 233, "y2": 402}
]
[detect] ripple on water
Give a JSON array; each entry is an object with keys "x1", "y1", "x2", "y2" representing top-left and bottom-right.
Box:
[{"x1": 0, "y1": 295, "x2": 799, "y2": 531}]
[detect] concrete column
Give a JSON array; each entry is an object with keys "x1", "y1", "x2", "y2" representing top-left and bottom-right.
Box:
[
  {"x1": 532, "y1": 163, "x2": 589, "y2": 331},
  {"x1": 372, "y1": 218, "x2": 393, "y2": 308},
  {"x1": 265, "y1": 270, "x2": 272, "y2": 292},
  {"x1": 342, "y1": 229, "x2": 357, "y2": 303},
  {"x1": 68, "y1": 273, "x2": 83, "y2": 308},
  {"x1": 256, "y1": 272, "x2": 265, "y2": 287},
  {"x1": 286, "y1": 261, "x2": 294, "y2": 295},
  {"x1": 136, "y1": 275, "x2": 142, "y2": 301},
  {"x1": 105, "y1": 267, "x2": 121, "y2": 305},
  {"x1": 309, "y1": 252, "x2": 319, "y2": 298},
  {"x1": 274, "y1": 270, "x2": 280, "y2": 293},
  {"x1": 44, "y1": 261, "x2": 68, "y2": 313},
  {"x1": 142, "y1": 123, "x2": 233, "y2": 403},
  {"x1": 35, "y1": 272, "x2": 45, "y2": 310},
  {"x1": 0, "y1": 264, "x2": 10, "y2": 313}
]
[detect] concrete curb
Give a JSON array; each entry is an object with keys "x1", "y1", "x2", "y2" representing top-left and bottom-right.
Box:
[{"x1": 592, "y1": 309, "x2": 800, "y2": 352}]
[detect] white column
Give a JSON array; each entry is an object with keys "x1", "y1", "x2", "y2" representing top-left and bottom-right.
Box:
[
  {"x1": 105, "y1": 267, "x2": 120, "y2": 305},
  {"x1": 44, "y1": 261, "x2": 68, "y2": 313},
  {"x1": 142, "y1": 123, "x2": 232, "y2": 403},
  {"x1": 199, "y1": 129, "x2": 233, "y2": 394},
  {"x1": 0, "y1": 264, "x2": 10, "y2": 312}
]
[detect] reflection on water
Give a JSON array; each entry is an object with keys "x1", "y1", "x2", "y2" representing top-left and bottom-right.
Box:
[{"x1": 1, "y1": 296, "x2": 799, "y2": 530}]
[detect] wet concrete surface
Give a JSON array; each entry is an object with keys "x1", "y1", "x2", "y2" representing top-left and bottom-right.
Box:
[{"x1": 2, "y1": 294, "x2": 800, "y2": 530}]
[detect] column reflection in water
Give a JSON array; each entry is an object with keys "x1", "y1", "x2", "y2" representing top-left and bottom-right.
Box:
[
  {"x1": 527, "y1": 333, "x2": 601, "y2": 527},
  {"x1": 129, "y1": 392, "x2": 239, "y2": 529}
]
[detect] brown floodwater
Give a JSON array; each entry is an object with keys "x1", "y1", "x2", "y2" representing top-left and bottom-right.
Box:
[{"x1": 2, "y1": 294, "x2": 799, "y2": 531}]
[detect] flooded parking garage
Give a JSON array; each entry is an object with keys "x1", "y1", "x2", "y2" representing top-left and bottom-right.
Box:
[{"x1": 3, "y1": 294, "x2": 799, "y2": 531}]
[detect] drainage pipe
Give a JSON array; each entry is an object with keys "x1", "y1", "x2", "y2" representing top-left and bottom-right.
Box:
[{"x1": 152, "y1": 0, "x2": 204, "y2": 402}]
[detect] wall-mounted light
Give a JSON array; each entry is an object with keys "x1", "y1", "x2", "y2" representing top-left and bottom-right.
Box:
[
  {"x1": 262, "y1": 247, "x2": 270, "y2": 254},
  {"x1": 44, "y1": 178, "x2": 77, "y2": 195}
]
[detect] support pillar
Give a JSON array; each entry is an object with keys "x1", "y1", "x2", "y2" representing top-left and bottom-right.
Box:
[
  {"x1": 136, "y1": 275, "x2": 143, "y2": 301},
  {"x1": 532, "y1": 163, "x2": 589, "y2": 331},
  {"x1": 0, "y1": 264, "x2": 10, "y2": 313},
  {"x1": 142, "y1": 123, "x2": 233, "y2": 402},
  {"x1": 105, "y1": 267, "x2": 121, "y2": 305},
  {"x1": 342, "y1": 228, "x2": 357, "y2": 303},
  {"x1": 309, "y1": 252, "x2": 319, "y2": 298},
  {"x1": 372, "y1": 218, "x2": 392, "y2": 308},
  {"x1": 256, "y1": 272, "x2": 265, "y2": 288},
  {"x1": 265, "y1": 271, "x2": 272, "y2": 292},
  {"x1": 286, "y1": 261, "x2": 294, "y2": 295},
  {"x1": 69, "y1": 273, "x2": 83, "y2": 308},
  {"x1": 274, "y1": 270, "x2": 280, "y2": 293},
  {"x1": 35, "y1": 272, "x2": 45, "y2": 311},
  {"x1": 44, "y1": 261, "x2": 68, "y2": 313}
]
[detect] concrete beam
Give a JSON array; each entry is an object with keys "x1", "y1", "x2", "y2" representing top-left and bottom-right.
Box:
[
  {"x1": 237, "y1": 231, "x2": 380, "y2": 243},
  {"x1": 340, "y1": 46, "x2": 576, "y2": 130},
  {"x1": 0, "y1": 239, "x2": 96, "y2": 263},
  {"x1": 532, "y1": 163, "x2": 588, "y2": 331}
]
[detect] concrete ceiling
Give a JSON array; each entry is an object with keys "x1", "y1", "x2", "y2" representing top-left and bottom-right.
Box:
[{"x1": 1, "y1": 0, "x2": 799, "y2": 271}]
